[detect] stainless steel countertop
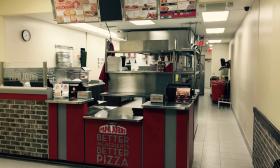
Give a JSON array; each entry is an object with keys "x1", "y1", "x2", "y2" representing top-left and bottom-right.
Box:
[
  {"x1": 46, "y1": 98, "x2": 94, "y2": 104},
  {"x1": 107, "y1": 71, "x2": 173, "y2": 74},
  {"x1": 0, "y1": 86, "x2": 51, "y2": 94},
  {"x1": 84, "y1": 107, "x2": 143, "y2": 122},
  {"x1": 100, "y1": 92, "x2": 147, "y2": 97},
  {"x1": 142, "y1": 101, "x2": 193, "y2": 110}
]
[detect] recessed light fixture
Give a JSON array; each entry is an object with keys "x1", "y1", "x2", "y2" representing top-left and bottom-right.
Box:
[
  {"x1": 68, "y1": 23, "x2": 125, "y2": 41},
  {"x1": 208, "y1": 40, "x2": 222, "y2": 43},
  {"x1": 130, "y1": 20, "x2": 155, "y2": 26},
  {"x1": 206, "y1": 28, "x2": 225, "y2": 34},
  {"x1": 202, "y1": 11, "x2": 229, "y2": 22}
]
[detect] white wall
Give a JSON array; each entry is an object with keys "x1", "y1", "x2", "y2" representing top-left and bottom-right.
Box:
[
  {"x1": 211, "y1": 43, "x2": 229, "y2": 77},
  {"x1": 231, "y1": 0, "x2": 280, "y2": 152},
  {"x1": 0, "y1": 16, "x2": 4, "y2": 61},
  {"x1": 86, "y1": 34, "x2": 106, "y2": 80},
  {"x1": 256, "y1": 0, "x2": 280, "y2": 129},
  {"x1": 3, "y1": 16, "x2": 118, "y2": 80},
  {"x1": 4, "y1": 16, "x2": 86, "y2": 67},
  {"x1": 230, "y1": 0, "x2": 259, "y2": 151}
]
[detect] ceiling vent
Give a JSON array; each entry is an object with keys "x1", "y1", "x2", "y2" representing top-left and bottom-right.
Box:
[{"x1": 198, "y1": 1, "x2": 234, "y2": 11}]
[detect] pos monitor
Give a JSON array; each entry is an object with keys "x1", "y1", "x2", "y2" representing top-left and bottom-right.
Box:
[{"x1": 99, "y1": 0, "x2": 123, "y2": 22}]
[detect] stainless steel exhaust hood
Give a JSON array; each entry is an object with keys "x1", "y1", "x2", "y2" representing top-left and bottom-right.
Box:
[{"x1": 121, "y1": 29, "x2": 195, "y2": 51}]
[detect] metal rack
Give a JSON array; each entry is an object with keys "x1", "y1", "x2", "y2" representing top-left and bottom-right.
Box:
[{"x1": 104, "y1": 48, "x2": 201, "y2": 90}]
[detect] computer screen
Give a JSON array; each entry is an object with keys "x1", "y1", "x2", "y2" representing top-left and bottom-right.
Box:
[{"x1": 99, "y1": 0, "x2": 123, "y2": 21}]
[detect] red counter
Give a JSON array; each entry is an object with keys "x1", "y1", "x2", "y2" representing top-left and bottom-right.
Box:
[
  {"x1": 46, "y1": 99, "x2": 91, "y2": 162},
  {"x1": 142, "y1": 101, "x2": 195, "y2": 168}
]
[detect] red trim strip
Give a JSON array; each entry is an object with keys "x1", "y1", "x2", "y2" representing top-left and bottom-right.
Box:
[
  {"x1": 143, "y1": 108, "x2": 165, "y2": 168},
  {"x1": 0, "y1": 93, "x2": 47, "y2": 100},
  {"x1": 48, "y1": 103, "x2": 58, "y2": 160},
  {"x1": 66, "y1": 104, "x2": 88, "y2": 163}
]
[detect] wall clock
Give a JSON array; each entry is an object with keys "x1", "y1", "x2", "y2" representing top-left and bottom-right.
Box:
[{"x1": 21, "y1": 29, "x2": 31, "y2": 42}]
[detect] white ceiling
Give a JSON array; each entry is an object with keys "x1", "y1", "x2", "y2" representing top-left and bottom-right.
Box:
[{"x1": 26, "y1": 0, "x2": 254, "y2": 43}]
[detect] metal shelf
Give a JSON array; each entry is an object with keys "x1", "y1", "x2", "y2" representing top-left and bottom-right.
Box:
[{"x1": 106, "y1": 48, "x2": 198, "y2": 55}]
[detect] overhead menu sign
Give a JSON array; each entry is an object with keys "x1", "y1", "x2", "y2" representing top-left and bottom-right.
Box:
[
  {"x1": 52, "y1": 0, "x2": 99, "y2": 24},
  {"x1": 124, "y1": 0, "x2": 158, "y2": 20},
  {"x1": 160, "y1": 0, "x2": 196, "y2": 19}
]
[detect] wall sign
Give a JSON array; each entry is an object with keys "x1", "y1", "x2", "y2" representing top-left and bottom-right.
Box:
[
  {"x1": 52, "y1": 0, "x2": 99, "y2": 24},
  {"x1": 96, "y1": 124, "x2": 129, "y2": 167},
  {"x1": 160, "y1": 0, "x2": 196, "y2": 19},
  {"x1": 124, "y1": 0, "x2": 158, "y2": 20}
]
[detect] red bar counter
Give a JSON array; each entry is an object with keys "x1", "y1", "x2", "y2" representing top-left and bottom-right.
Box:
[
  {"x1": 142, "y1": 100, "x2": 196, "y2": 168},
  {"x1": 46, "y1": 98, "x2": 93, "y2": 162}
]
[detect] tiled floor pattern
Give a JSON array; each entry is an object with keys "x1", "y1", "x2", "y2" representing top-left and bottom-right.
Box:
[
  {"x1": 0, "y1": 90, "x2": 252, "y2": 168},
  {"x1": 192, "y1": 90, "x2": 253, "y2": 168}
]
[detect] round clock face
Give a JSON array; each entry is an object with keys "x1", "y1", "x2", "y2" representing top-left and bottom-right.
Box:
[{"x1": 22, "y1": 30, "x2": 31, "y2": 41}]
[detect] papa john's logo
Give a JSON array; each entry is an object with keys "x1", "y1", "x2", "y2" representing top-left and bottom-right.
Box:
[{"x1": 99, "y1": 124, "x2": 127, "y2": 135}]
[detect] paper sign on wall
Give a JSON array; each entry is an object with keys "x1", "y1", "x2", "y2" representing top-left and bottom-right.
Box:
[
  {"x1": 160, "y1": 0, "x2": 197, "y2": 19},
  {"x1": 124, "y1": 0, "x2": 158, "y2": 20},
  {"x1": 52, "y1": 0, "x2": 99, "y2": 24}
]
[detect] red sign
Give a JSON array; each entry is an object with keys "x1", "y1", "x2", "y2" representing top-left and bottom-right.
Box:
[
  {"x1": 96, "y1": 124, "x2": 129, "y2": 167},
  {"x1": 99, "y1": 125, "x2": 127, "y2": 135},
  {"x1": 196, "y1": 40, "x2": 205, "y2": 47},
  {"x1": 85, "y1": 121, "x2": 142, "y2": 168},
  {"x1": 160, "y1": 0, "x2": 197, "y2": 19}
]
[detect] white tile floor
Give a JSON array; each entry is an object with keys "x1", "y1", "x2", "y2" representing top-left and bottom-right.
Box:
[
  {"x1": 193, "y1": 90, "x2": 253, "y2": 168},
  {"x1": 0, "y1": 89, "x2": 252, "y2": 168}
]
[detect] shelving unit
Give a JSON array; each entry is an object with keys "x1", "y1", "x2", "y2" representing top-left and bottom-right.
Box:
[{"x1": 104, "y1": 47, "x2": 201, "y2": 89}]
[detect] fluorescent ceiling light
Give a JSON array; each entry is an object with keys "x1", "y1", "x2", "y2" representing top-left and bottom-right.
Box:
[
  {"x1": 130, "y1": 20, "x2": 155, "y2": 26},
  {"x1": 68, "y1": 23, "x2": 124, "y2": 41},
  {"x1": 208, "y1": 40, "x2": 222, "y2": 43},
  {"x1": 206, "y1": 28, "x2": 225, "y2": 34},
  {"x1": 202, "y1": 11, "x2": 229, "y2": 22}
]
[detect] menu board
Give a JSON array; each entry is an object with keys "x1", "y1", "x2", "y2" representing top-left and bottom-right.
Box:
[
  {"x1": 124, "y1": 0, "x2": 158, "y2": 20},
  {"x1": 52, "y1": 0, "x2": 99, "y2": 24},
  {"x1": 160, "y1": 0, "x2": 196, "y2": 19}
]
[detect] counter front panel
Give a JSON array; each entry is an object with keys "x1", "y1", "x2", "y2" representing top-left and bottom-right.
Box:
[
  {"x1": 0, "y1": 88, "x2": 50, "y2": 159},
  {"x1": 85, "y1": 119, "x2": 142, "y2": 168}
]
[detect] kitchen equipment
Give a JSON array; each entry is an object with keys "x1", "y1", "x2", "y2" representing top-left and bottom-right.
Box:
[
  {"x1": 77, "y1": 91, "x2": 92, "y2": 99},
  {"x1": 80, "y1": 48, "x2": 87, "y2": 67},
  {"x1": 176, "y1": 88, "x2": 191, "y2": 103},
  {"x1": 150, "y1": 94, "x2": 164, "y2": 103},
  {"x1": 63, "y1": 81, "x2": 86, "y2": 100},
  {"x1": 107, "y1": 56, "x2": 122, "y2": 72},
  {"x1": 166, "y1": 84, "x2": 192, "y2": 102},
  {"x1": 56, "y1": 52, "x2": 72, "y2": 68}
]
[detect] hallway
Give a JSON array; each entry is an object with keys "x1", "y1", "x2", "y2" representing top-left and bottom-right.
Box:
[{"x1": 193, "y1": 90, "x2": 252, "y2": 168}]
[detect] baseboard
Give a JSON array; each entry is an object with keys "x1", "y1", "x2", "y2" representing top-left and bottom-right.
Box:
[
  {"x1": 231, "y1": 106, "x2": 253, "y2": 155},
  {"x1": 0, "y1": 153, "x2": 98, "y2": 168}
]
